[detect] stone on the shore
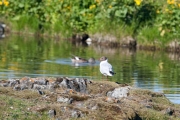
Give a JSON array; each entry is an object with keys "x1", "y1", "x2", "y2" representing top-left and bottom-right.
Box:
[
  {"x1": 8, "y1": 79, "x2": 20, "y2": 87},
  {"x1": 58, "y1": 77, "x2": 88, "y2": 93},
  {"x1": 0, "y1": 80, "x2": 10, "y2": 87},
  {"x1": 58, "y1": 78, "x2": 68, "y2": 88},
  {"x1": 33, "y1": 78, "x2": 49, "y2": 85},
  {"x1": 2, "y1": 77, "x2": 90, "y2": 94},
  {"x1": 71, "y1": 110, "x2": 83, "y2": 118},
  {"x1": 57, "y1": 96, "x2": 69, "y2": 103},
  {"x1": 13, "y1": 84, "x2": 29, "y2": 90},
  {"x1": 107, "y1": 86, "x2": 131, "y2": 99},
  {"x1": 20, "y1": 77, "x2": 34, "y2": 89},
  {"x1": 33, "y1": 84, "x2": 47, "y2": 90},
  {"x1": 68, "y1": 78, "x2": 87, "y2": 93}
]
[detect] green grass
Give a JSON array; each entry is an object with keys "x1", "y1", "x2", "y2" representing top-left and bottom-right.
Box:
[
  {"x1": 87, "y1": 19, "x2": 135, "y2": 40},
  {"x1": 11, "y1": 15, "x2": 39, "y2": 32},
  {"x1": 3, "y1": 14, "x2": 180, "y2": 49},
  {"x1": 0, "y1": 88, "x2": 48, "y2": 120},
  {"x1": 136, "y1": 25, "x2": 180, "y2": 48}
]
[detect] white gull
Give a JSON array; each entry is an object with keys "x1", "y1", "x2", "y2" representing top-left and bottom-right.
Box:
[{"x1": 99, "y1": 56, "x2": 115, "y2": 77}]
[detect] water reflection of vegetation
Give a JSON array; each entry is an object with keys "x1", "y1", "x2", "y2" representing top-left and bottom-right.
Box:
[
  {"x1": 0, "y1": 35, "x2": 100, "y2": 78},
  {"x1": 0, "y1": 35, "x2": 180, "y2": 95},
  {"x1": 113, "y1": 50, "x2": 180, "y2": 92}
]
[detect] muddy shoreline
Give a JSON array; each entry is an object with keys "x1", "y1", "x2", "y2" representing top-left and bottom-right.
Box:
[{"x1": 0, "y1": 77, "x2": 180, "y2": 120}]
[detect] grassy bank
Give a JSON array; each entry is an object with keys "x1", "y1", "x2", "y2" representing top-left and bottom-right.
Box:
[
  {"x1": 0, "y1": 89, "x2": 48, "y2": 119},
  {"x1": 0, "y1": 77, "x2": 180, "y2": 120}
]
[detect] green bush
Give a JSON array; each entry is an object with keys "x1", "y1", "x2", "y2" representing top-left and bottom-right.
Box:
[
  {"x1": 1, "y1": 0, "x2": 180, "y2": 42},
  {"x1": 157, "y1": 0, "x2": 180, "y2": 37}
]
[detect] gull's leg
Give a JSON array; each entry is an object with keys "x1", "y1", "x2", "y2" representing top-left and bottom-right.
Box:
[
  {"x1": 106, "y1": 76, "x2": 108, "y2": 80},
  {"x1": 101, "y1": 74, "x2": 104, "y2": 80}
]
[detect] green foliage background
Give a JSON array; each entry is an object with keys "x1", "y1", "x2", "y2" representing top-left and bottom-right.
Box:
[{"x1": 1, "y1": 0, "x2": 180, "y2": 43}]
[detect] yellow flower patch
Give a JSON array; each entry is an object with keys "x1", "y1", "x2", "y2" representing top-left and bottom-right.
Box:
[
  {"x1": 134, "y1": 0, "x2": 142, "y2": 6},
  {"x1": 4, "y1": 1, "x2": 9, "y2": 6},
  {"x1": 178, "y1": 3, "x2": 180, "y2": 7},
  {"x1": 167, "y1": 0, "x2": 175, "y2": 5},
  {"x1": 89, "y1": 4, "x2": 96, "y2": 9}
]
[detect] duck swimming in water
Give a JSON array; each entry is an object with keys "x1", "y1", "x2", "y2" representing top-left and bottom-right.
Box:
[{"x1": 71, "y1": 55, "x2": 96, "y2": 64}]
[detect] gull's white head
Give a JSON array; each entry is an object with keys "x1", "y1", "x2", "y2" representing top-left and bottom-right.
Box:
[{"x1": 99, "y1": 56, "x2": 108, "y2": 62}]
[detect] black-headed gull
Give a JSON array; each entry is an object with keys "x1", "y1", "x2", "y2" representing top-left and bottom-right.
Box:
[{"x1": 99, "y1": 56, "x2": 115, "y2": 78}]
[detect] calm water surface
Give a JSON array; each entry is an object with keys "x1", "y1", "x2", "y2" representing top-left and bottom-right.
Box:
[{"x1": 0, "y1": 35, "x2": 180, "y2": 104}]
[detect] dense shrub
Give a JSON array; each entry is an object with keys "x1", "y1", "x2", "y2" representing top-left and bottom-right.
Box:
[{"x1": 1, "y1": 0, "x2": 180, "y2": 40}]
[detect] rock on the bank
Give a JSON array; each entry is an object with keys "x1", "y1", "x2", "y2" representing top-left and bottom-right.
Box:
[
  {"x1": 107, "y1": 86, "x2": 131, "y2": 99},
  {"x1": 58, "y1": 77, "x2": 89, "y2": 93},
  {"x1": 57, "y1": 96, "x2": 69, "y2": 103},
  {"x1": 0, "y1": 77, "x2": 90, "y2": 94}
]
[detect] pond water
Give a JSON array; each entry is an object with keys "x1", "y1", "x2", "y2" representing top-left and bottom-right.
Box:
[{"x1": 0, "y1": 35, "x2": 180, "y2": 104}]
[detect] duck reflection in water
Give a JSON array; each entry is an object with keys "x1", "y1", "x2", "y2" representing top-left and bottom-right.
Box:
[{"x1": 71, "y1": 54, "x2": 96, "y2": 67}]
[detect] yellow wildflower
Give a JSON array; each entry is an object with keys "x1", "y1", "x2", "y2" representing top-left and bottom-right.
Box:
[
  {"x1": 134, "y1": 0, "x2": 142, "y2": 6},
  {"x1": 89, "y1": 4, "x2": 96, "y2": 9},
  {"x1": 178, "y1": 3, "x2": 180, "y2": 7},
  {"x1": 96, "y1": 0, "x2": 101, "y2": 5},
  {"x1": 0, "y1": 1, "x2": 3, "y2": 5},
  {"x1": 156, "y1": 10, "x2": 160, "y2": 14},
  {"x1": 4, "y1": 1, "x2": 9, "y2": 6},
  {"x1": 109, "y1": 5, "x2": 112, "y2": 9},
  {"x1": 167, "y1": 0, "x2": 175, "y2": 4}
]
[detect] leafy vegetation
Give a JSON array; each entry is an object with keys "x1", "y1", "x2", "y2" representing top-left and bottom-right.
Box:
[{"x1": 1, "y1": 0, "x2": 180, "y2": 42}]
